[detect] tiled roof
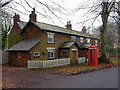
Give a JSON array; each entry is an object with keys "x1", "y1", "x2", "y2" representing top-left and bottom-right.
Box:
[
  {"x1": 19, "y1": 20, "x2": 100, "y2": 39},
  {"x1": 59, "y1": 42, "x2": 80, "y2": 49},
  {"x1": 18, "y1": 21, "x2": 27, "y2": 29},
  {"x1": 7, "y1": 38, "x2": 42, "y2": 51},
  {"x1": 34, "y1": 21, "x2": 99, "y2": 39},
  {"x1": 80, "y1": 44, "x2": 92, "y2": 48}
]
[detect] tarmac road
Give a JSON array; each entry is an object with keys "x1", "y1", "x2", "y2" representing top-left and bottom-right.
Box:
[{"x1": 27, "y1": 67, "x2": 119, "y2": 88}]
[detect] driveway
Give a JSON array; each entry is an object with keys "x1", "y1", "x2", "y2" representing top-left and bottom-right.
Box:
[{"x1": 2, "y1": 65, "x2": 119, "y2": 88}]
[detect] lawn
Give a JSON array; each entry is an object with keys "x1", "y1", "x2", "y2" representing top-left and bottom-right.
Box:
[
  {"x1": 35, "y1": 57, "x2": 120, "y2": 75},
  {"x1": 110, "y1": 57, "x2": 120, "y2": 64}
]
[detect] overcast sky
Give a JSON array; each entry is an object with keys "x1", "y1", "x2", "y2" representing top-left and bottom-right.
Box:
[{"x1": 2, "y1": 0, "x2": 104, "y2": 32}]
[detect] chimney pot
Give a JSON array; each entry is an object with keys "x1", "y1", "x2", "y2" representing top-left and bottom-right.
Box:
[
  {"x1": 66, "y1": 21, "x2": 72, "y2": 30},
  {"x1": 29, "y1": 8, "x2": 37, "y2": 22},
  {"x1": 82, "y1": 26, "x2": 86, "y2": 33},
  {"x1": 13, "y1": 13, "x2": 20, "y2": 24}
]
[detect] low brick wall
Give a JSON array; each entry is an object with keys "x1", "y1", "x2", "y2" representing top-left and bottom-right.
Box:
[{"x1": 8, "y1": 52, "x2": 29, "y2": 67}]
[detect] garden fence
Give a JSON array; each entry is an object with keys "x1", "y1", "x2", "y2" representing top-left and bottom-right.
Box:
[
  {"x1": 28, "y1": 58, "x2": 70, "y2": 69},
  {"x1": 78, "y1": 57, "x2": 85, "y2": 64}
]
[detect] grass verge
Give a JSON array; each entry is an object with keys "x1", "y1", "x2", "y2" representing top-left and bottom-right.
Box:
[{"x1": 30, "y1": 57, "x2": 120, "y2": 75}]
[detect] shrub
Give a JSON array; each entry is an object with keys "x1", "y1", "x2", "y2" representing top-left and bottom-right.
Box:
[{"x1": 98, "y1": 56, "x2": 110, "y2": 64}]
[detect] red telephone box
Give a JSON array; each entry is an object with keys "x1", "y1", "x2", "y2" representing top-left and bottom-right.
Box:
[{"x1": 87, "y1": 46, "x2": 98, "y2": 66}]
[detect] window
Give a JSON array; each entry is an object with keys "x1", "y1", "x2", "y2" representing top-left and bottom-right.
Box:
[
  {"x1": 61, "y1": 50, "x2": 68, "y2": 56},
  {"x1": 80, "y1": 37, "x2": 83, "y2": 43},
  {"x1": 95, "y1": 40, "x2": 98, "y2": 46},
  {"x1": 71, "y1": 36, "x2": 76, "y2": 41},
  {"x1": 48, "y1": 51, "x2": 54, "y2": 59},
  {"x1": 87, "y1": 38, "x2": 90, "y2": 43},
  {"x1": 47, "y1": 32, "x2": 55, "y2": 43},
  {"x1": 18, "y1": 52, "x2": 21, "y2": 58},
  {"x1": 47, "y1": 48, "x2": 55, "y2": 59},
  {"x1": 34, "y1": 52, "x2": 40, "y2": 57}
]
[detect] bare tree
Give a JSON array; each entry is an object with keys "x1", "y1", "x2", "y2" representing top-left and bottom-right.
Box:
[
  {"x1": 0, "y1": 0, "x2": 69, "y2": 50},
  {"x1": 0, "y1": 0, "x2": 70, "y2": 24},
  {"x1": 74, "y1": 0, "x2": 120, "y2": 63}
]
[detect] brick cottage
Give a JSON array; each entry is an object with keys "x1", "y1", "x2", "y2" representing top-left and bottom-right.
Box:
[{"x1": 7, "y1": 8, "x2": 100, "y2": 66}]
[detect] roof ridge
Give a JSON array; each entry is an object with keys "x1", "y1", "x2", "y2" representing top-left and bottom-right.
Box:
[{"x1": 35, "y1": 21, "x2": 94, "y2": 36}]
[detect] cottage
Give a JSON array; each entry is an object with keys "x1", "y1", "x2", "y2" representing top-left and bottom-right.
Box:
[{"x1": 7, "y1": 8, "x2": 100, "y2": 67}]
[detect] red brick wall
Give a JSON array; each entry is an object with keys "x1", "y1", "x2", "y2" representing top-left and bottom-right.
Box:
[
  {"x1": 21, "y1": 23, "x2": 99, "y2": 60},
  {"x1": 90, "y1": 39, "x2": 95, "y2": 44},
  {"x1": 83, "y1": 37, "x2": 87, "y2": 43},
  {"x1": 22, "y1": 23, "x2": 44, "y2": 40},
  {"x1": 8, "y1": 23, "x2": 22, "y2": 49},
  {"x1": 79, "y1": 49, "x2": 88, "y2": 57},
  {"x1": 8, "y1": 52, "x2": 29, "y2": 67}
]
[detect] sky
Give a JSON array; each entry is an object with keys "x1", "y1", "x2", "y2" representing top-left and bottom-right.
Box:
[{"x1": 2, "y1": 0, "x2": 103, "y2": 33}]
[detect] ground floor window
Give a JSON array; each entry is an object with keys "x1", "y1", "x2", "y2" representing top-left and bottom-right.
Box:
[
  {"x1": 47, "y1": 47, "x2": 55, "y2": 59},
  {"x1": 48, "y1": 51, "x2": 54, "y2": 59},
  {"x1": 18, "y1": 52, "x2": 21, "y2": 58},
  {"x1": 61, "y1": 50, "x2": 68, "y2": 56},
  {"x1": 34, "y1": 52, "x2": 40, "y2": 57}
]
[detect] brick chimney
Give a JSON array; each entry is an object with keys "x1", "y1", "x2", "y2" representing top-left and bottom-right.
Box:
[
  {"x1": 82, "y1": 26, "x2": 86, "y2": 33},
  {"x1": 13, "y1": 13, "x2": 20, "y2": 24},
  {"x1": 65, "y1": 21, "x2": 72, "y2": 30},
  {"x1": 29, "y1": 8, "x2": 37, "y2": 22}
]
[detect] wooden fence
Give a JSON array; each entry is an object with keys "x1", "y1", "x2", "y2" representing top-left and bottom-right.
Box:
[
  {"x1": 28, "y1": 58, "x2": 70, "y2": 69},
  {"x1": 78, "y1": 57, "x2": 85, "y2": 64}
]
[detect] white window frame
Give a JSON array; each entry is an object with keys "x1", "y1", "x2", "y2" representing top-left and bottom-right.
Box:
[
  {"x1": 71, "y1": 36, "x2": 76, "y2": 41},
  {"x1": 34, "y1": 52, "x2": 40, "y2": 57},
  {"x1": 95, "y1": 40, "x2": 98, "y2": 46},
  {"x1": 47, "y1": 47, "x2": 55, "y2": 59},
  {"x1": 47, "y1": 32, "x2": 55, "y2": 43},
  {"x1": 87, "y1": 38, "x2": 90, "y2": 43},
  {"x1": 18, "y1": 52, "x2": 21, "y2": 58},
  {"x1": 80, "y1": 37, "x2": 83, "y2": 43},
  {"x1": 61, "y1": 50, "x2": 68, "y2": 56}
]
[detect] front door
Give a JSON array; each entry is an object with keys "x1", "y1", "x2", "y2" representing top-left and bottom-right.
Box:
[{"x1": 72, "y1": 51, "x2": 76, "y2": 64}]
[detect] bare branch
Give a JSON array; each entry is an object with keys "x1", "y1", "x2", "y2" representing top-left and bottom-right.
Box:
[{"x1": 0, "y1": 0, "x2": 13, "y2": 8}]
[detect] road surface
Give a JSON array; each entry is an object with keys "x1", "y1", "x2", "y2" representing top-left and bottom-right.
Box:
[{"x1": 27, "y1": 67, "x2": 118, "y2": 88}]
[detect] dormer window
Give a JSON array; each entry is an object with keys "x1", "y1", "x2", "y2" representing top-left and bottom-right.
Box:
[
  {"x1": 71, "y1": 36, "x2": 76, "y2": 41},
  {"x1": 80, "y1": 37, "x2": 83, "y2": 43},
  {"x1": 87, "y1": 38, "x2": 90, "y2": 43},
  {"x1": 47, "y1": 32, "x2": 55, "y2": 43}
]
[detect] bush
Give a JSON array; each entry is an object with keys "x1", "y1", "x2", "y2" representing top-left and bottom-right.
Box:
[
  {"x1": 98, "y1": 56, "x2": 110, "y2": 64},
  {"x1": 106, "y1": 46, "x2": 118, "y2": 53}
]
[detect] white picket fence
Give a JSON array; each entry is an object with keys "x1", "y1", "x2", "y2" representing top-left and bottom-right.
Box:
[
  {"x1": 78, "y1": 57, "x2": 85, "y2": 64},
  {"x1": 28, "y1": 58, "x2": 70, "y2": 69}
]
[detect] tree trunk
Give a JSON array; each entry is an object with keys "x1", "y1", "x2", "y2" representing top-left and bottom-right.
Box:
[
  {"x1": 100, "y1": 2, "x2": 110, "y2": 63},
  {"x1": 100, "y1": 20, "x2": 109, "y2": 63}
]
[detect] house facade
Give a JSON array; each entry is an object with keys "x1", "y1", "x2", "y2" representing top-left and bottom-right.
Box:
[{"x1": 7, "y1": 9, "x2": 100, "y2": 66}]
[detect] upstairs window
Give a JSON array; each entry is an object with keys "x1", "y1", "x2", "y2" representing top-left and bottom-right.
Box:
[
  {"x1": 47, "y1": 32, "x2": 55, "y2": 43},
  {"x1": 80, "y1": 37, "x2": 83, "y2": 43},
  {"x1": 71, "y1": 36, "x2": 76, "y2": 41},
  {"x1": 61, "y1": 50, "x2": 68, "y2": 56},
  {"x1": 87, "y1": 38, "x2": 90, "y2": 43},
  {"x1": 95, "y1": 40, "x2": 98, "y2": 46},
  {"x1": 34, "y1": 52, "x2": 40, "y2": 57},
  {"x1": 18, "y1": 52, "x2": 21, "y2": 58}
]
